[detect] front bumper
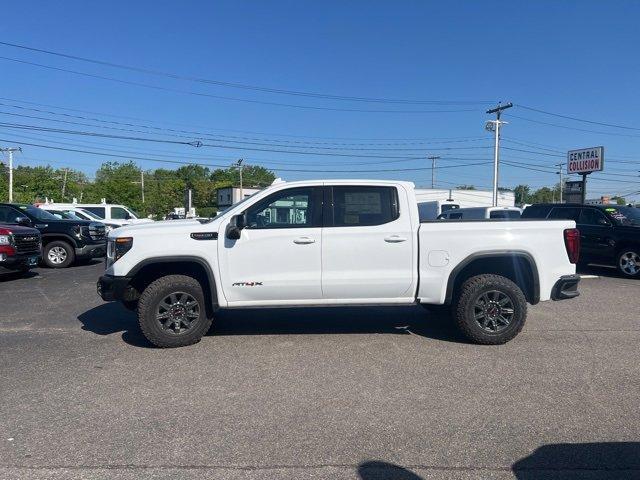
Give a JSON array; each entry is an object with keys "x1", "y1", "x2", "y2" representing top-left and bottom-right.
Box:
[
  {"x1": 76, "y1": 242, "x2": 106, "y2": 259},
  {"x1": 0, "y1": 252, "x2": 40, "y2": 273},
  {"x1": 551, "y1": 274, "x2": 581, "y2": 300},
  {"x1": 97, "y1": 274, "x2": 136, "y2": 302}
]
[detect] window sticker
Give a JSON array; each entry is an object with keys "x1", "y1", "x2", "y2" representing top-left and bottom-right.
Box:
[{"x1": 344, "y1": 192, "x2": 382, "y2": 214}]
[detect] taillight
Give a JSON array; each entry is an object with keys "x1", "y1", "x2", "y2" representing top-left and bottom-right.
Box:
[{"x1": 564, "y1": 228, "x2": 580, "y2": 264}]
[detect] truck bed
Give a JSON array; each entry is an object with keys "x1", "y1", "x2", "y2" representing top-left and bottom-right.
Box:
[{"x1": 416, "y1": 219, "x2": 576, "y2": 304}]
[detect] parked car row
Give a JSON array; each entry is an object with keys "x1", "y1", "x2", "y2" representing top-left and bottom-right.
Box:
[{"x1": 0, "y1": 201, "x2": 154, "y2": 276}]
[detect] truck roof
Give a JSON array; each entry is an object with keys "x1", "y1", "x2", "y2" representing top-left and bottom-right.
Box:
[{"x1": 266, "y1": 179, "x2": 416, "y2": 188}]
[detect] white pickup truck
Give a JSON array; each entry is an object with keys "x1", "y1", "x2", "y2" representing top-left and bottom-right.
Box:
[{"x1": 97, "y1": 179, "x2": 581, "y2": 348}]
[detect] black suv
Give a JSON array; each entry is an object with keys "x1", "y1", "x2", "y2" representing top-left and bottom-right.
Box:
[
  {"x1": 522, "y1": 203, "x2": 640, "y2": 278},
  {"x1": 0, "y1": 203, "x2": 106, "y2": 268}
]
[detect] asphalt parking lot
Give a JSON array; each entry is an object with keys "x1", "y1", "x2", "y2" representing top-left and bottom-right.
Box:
[{"x1": 1, "y1": 262, "x2": 639, "y2": 479}]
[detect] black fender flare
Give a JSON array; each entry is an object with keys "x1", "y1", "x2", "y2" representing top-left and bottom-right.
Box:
[
  {"x1": 444, "y1": 250, "x2": 540, "y2": 305},
  {"x1": 128, "y1": 256, "x2": 219, "y2": 310}
]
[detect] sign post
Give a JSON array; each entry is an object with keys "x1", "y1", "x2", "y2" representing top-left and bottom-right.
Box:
[{"x1": 567, "y1": 146, "x2": 604, "y2": 204}]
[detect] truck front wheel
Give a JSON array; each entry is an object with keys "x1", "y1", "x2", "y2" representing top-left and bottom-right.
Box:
[
  {"x1": 43, "y1": 240, "x2": 75, "y2": 268},
  {"x1": 137, "y1": 274, "x2": 213, "y2": 348},
  {"x1": 453, "y1": 274, "x2": 527, "y2": 345}
]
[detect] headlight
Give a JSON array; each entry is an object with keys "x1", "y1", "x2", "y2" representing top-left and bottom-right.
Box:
[
  {"x1": 107, "y1": 237, "x2": 133, "y2": 268},
  {"x1": 0, "y1": 235, "x2": 11, "y2": 245}
]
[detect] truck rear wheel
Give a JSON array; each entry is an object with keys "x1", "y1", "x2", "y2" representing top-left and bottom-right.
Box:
[
  {"x1": 137, "y1": 274, "x2": 213, "y2": 348},
  {"x1": 453, "y1": 274, "x2": 527, "y2": 345}
]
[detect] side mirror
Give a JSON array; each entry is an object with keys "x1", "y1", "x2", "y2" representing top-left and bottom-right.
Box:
[
  {"x1": 598, "y1": 218, "x2": 610, "y2": 226},
  {"x1": 226, "y1": 214, "x2": 246, "y2": 240},
  {"x1": 15, "y1": 216, "x2": 32, "y2": 227}
]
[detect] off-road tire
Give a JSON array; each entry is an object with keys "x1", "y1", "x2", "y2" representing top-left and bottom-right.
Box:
[
  {"x1": 453, "y1": 274, "x2": 527, "y2": 345},
  {"x1": 137, "y1": 274, "x2": 212, "y2": 348},
  {"x1": 43, "y1": 240, "x2": 75, "y2": 268}
]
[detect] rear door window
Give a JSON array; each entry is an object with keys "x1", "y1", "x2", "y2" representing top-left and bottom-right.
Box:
[
  {"x1": 579, "y1": 208, "x2": 611, "y2": 226},
  {"x1": 331, "y1": 186, "x2": 399, "y2": 226}
]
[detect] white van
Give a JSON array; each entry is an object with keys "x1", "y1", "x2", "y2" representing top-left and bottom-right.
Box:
[
  {"x1": 437, "y1": 206, "x2": 522, "y2": 220},
  {"x1": 43, "y1": 202, "x2": 153, "y2": 225}
]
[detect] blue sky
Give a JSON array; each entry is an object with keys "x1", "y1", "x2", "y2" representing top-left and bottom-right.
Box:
[{"x1": 1, "y1": 1, "x2": 639, "y2": 199}]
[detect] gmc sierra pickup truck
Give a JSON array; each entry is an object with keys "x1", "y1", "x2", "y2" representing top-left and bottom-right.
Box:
[
  {"x1": 98, "y1": 180, "x2": 581, "y2": 348},
  {"x1": 0, "y1": 223, "x2": 41, "y2": 275}
]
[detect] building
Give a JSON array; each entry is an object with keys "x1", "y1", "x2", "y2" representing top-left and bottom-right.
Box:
[
  {"x1": 585, "y1": 196, "x2": 613, "y2": 205},
  {"x1": 216, "y1": 187, "x2": 261, "y2": 209}
]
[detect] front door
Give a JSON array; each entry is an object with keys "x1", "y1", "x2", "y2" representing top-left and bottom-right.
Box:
[
  {"x1": 321, "y1": 185, "x2": 415, "y2": 300},
  {"x1": 218, "y1": 186, "x2": 323, "y2": 305}
]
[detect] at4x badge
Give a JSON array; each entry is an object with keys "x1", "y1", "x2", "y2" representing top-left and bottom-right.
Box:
[{"x1": 232, "y1": 281, "x2": 263, "y2": 287}]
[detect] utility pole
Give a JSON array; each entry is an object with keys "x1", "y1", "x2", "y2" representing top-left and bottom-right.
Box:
[
  {"x1": 61, "y1": 168, "x2": 69, "y2": 201},
  {"x1": 1, "y1": 147, "x2": 21, "y2": 202},
  {"x1": 140, "y1": 170, "x2": 145, "y2": 204},
  {"x1": 427, "y1": 155, "x2": 440, "y2": 189},
  {"x1": 486, "y1": 102, "x2": 513, "y2": 206},
  {"x1": 234, "y1": 159, "x2": 244, "y2": 199},
  {"x1": 556, "y1": 163, "x2": 564, "y2": 203}
]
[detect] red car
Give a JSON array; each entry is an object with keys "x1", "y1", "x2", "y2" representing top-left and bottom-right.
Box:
[{"x1": 0, "y1": 223, "x2": 41, "y2": 275}]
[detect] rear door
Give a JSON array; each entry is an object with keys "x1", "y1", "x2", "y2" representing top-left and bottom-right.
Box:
[
  {"x1": 578, "y1": 207, "x2": 614, "y2": 262},
  {"x1": 321, "y1": 185, "x2": 415, "y2": 300}
]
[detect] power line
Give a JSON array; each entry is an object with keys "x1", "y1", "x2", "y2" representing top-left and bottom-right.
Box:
[
  {"x1": 0, "y1": 100, "x2": 492, "y2": 147},
  {"x1": 0, "y1": 128, "x2": 492, "y2": 168},
  {"x1": 0, "y1": 56, "x2": 479, "y2": 114},
  {"x1": 0, "y1": 107, "x2": 494, "y2": 152},
  {"x1": 0, "y1": 41, "x2": 492, "y2": 106},
  {"x1": 0, "y1": 95, "x2": 494, "y2": 142},
  {"x1": 0, "y1": 136, "x2": 493, "y2": 173},
  {"x1": 504, "y1": 113, "x2": 640, "y2": 138},
  {"x1": 515, "y1": 104, "x2": 640, "y2": 131},
  {"x1": 0, "y1": 121, "x2": 493, "y2": 160}
]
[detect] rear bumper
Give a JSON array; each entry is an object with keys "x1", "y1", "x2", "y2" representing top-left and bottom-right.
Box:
[
  {"x1": 76, "y1": 242, "x2": 106, "y2": 259},
  {"x1": 551, "y1": 274, "x2": 581, "y2": 300},
  {"x1": 97, "y1": 274, "x2": 135, "y2": 302}
]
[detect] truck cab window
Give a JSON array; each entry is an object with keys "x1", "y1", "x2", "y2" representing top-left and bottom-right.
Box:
[
  {"x1": 246, "y1": 188, "x2": 316, "y2": 229},
  {"x1": 83, "y1": 207, "x2": 106, "y2": 219},
  {"x1": 111, "y1": 207, "x2": 131, "y2": 220},
  {"x1": 332, "y1": 186, "x2": 399, "y2": 226}
]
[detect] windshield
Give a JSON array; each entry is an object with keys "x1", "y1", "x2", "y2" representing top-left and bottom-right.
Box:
[
  {"x1": 76, "y1": 208, "x2": 101, "y2": 220},
  {"x1": 18, "y1": 205, "x2": 59, "y2": 221},
  {"x1": 603, "y1": 206, "x2": 640, "y2": 226},
  {"x1": 46, "y1": 210, "x2": 80, "y2": 220}
]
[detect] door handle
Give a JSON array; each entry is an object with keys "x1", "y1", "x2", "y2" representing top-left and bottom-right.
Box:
[
  {"x1": 293, "y1": 236, "x2": 315, "y2": 244},
  {"x1": 384, "y1": 235, "x2": 407, "y2": 243}
]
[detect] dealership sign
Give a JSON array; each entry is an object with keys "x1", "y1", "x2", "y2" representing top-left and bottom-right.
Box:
[{"x1": 567, "y1": 146, "x2": 604, "y2": 174}]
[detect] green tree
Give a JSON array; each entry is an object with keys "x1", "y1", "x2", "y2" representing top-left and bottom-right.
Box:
[{"x1": 514, "y1": 184, "x2": 531, "y2": 204}]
